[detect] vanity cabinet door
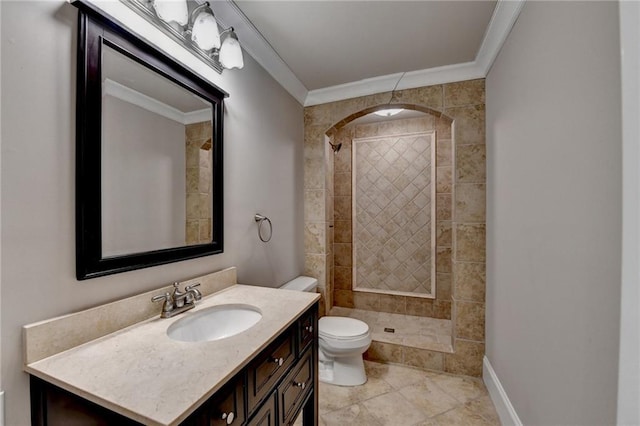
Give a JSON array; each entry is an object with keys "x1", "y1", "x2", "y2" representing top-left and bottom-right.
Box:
[
  {"x1": 297, "y1": 306, "x2": 317, "y2": 356},
  {"x1": 278, "y1": 348, "x2": 313, "y2": 425},
  {"x1": 247, "y1": 327, "x2": 295, "y2": 413},
  {"x1": 185, "y1": 374, "x2": 245, "y2": 426},
  {"x1": 246, "y1": 391, "x2": 277, "y2": 426}
]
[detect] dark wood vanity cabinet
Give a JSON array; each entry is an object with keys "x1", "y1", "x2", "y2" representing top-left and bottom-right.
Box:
[{"x1": 30, "y1": 302, "x2": 318, "y2": 426}]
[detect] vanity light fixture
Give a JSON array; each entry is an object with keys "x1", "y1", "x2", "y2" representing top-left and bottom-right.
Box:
[
  {"x1": 122, "y1": 0, "x2": 244, "y2": 72},
  {"x1": 374, "y1": 108, "x2": 404, "y2": 117}
]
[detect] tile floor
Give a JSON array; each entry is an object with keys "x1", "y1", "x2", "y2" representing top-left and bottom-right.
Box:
[
  {"x1": 330, "y1": 307, "x2": 453, "y2": 352},
  {"x1": 316, "y1": 360, "x2": 500, "y2": 425}
]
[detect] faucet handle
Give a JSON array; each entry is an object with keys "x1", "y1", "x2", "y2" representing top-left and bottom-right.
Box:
[
  {"x1": 151, "y1": 292, "x2": 174, "y2": 315},
  {"x1": 185, "y1": 282, "x2": 202, "y2": 301},
  {"x1": 185, "y1": 282, "x2": 201, "y2": 291}
]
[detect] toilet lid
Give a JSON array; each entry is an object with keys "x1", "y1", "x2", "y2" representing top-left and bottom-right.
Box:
[{"x1": 319, "y1": 316, "x2": 369, "y2": 340}]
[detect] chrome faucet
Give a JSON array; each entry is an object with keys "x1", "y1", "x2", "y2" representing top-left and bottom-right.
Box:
[{"x1": 152, "y1": 282, "x2": 202, "y2": 318}]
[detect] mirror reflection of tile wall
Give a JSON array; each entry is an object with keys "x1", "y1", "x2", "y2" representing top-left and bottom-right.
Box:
[{"x1": 185, "y1": 121, "x2": 213, "y2": 245}]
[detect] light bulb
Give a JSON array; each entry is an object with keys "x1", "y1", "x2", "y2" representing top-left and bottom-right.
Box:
[
  {"x1": 219, "y1": 30, "x2": 244, "y2": 70},
  {"x1": 191, "y1": 11, "x2": 220, "y2": 51},
  {"x1": 152, "y1": 0, "x2": 188, "y2": 26},
  {"x1": 374, "y1": 108, "x2": 404, "y2": 117}
]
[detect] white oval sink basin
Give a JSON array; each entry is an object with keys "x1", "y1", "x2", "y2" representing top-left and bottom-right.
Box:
[{"x1": 167, "y1": 304, "x2": 262, "y2": 342}]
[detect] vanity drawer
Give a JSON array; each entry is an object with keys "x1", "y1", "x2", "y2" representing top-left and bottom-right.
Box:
[
  {"x1": 297, "y1": 306, "x2": 316, "y2": 355},
  {"x1": 247, "y1": 327, "x2": 295, "y2": 412},
  {"x1": 187, "y1": 374, "x2": 245, "y2": 426},
  {"x1": 246, "y1": 391, "x2": 277, "y2": 426},
  {"x1": 278, "y1": 348, "x2": 313, "y2": 425}
]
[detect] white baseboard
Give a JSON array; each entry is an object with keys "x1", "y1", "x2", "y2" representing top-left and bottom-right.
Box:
[
  {"x1": 483, "y1": 356, "x2": 523, "y2": 426},
  {"x1": 0, "y1": 390, "x2": 4, "y2": 426}
]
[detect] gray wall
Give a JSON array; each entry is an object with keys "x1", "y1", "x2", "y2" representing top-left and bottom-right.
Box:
[
  {"x1": 0, "y1": 2, "x2": 303, "y2": 424},
  {"x1": 486, "y1": 2, "x2": 621, "y2": 425}
]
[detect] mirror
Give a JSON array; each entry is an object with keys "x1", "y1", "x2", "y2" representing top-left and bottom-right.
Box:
[{"x1": 75, "y1": 5, "x2": 227, "y2": 280}]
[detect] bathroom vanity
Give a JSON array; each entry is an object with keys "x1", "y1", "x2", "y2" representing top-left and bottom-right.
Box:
[{"x1": 24, "y1": 283, "x2": 319, "y2": 426}]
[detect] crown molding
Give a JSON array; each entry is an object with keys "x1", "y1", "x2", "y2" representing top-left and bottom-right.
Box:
[
  {"x1": 303, "y1": 0, "x2": 525, "y2": 106},
  {"x1": 104, "y1": 79, "x2": 210, "y2": 125}
]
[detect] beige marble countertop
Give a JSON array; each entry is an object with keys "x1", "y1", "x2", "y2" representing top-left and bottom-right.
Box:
[{"x1": 25, "y1": 284, "x2": 319, "y2": 426}]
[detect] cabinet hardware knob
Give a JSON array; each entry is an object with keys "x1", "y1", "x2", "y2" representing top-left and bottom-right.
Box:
[
  {"x1": 305, "y1": 325, "x2": 313, "y2": 333},
  {"x1": 221, "y1": 411, "x2": 235, "y2": 424},
  {"x1": 271, "y1": 357, "x2": 284, "y2": 366},
  {"x1": 294, "y1": 381, "x2": 306, "y2": 390}
]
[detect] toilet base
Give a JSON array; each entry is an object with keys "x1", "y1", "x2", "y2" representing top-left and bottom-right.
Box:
[{"x1": 318, "y1": 355, "x2": 367, "y2": 386}]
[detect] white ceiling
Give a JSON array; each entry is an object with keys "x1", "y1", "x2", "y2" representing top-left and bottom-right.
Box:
[
  {"x1": 234, "y1": 1, "x2": 497, "y2": 91},
  {"x1": 213, "y1": 0, "x2": 525, "y2": 105}
]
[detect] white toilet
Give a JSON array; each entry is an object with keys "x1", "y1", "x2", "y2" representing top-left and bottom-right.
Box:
[{"x1": 280, "y1": 276, "x2": 372, "y2": 386}]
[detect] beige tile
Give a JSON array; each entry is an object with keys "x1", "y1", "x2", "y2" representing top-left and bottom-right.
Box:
[
  {"x1": 198, "y1": 168, "x2": 211, "y2": 193},
  {"x1": 305, "y1": 223, "x2": 326, "y2": 255},
  {"x1": 334, "y1": 220, "x2": 352, "y2": 243},
  {"x1": 378, "y1": 294, "x2": 406, "y2": 314},
  {"x1": 436, "y1": 247, "x2": 452, "y2": 273},
  {"x1": 436, "y1": 221, "x2": 452, "y2": 247},
  {"x1": 334, "y1": 243, "x2": 352, "y2": 267},
  {"x1": 304, "y1": 104, "x2": 333, "y2": 127},
  {"x1": 398, "y1": 380, "x2": 458, "y2": 417},
  {"x1": 403, "y1": 347, "x2": 444, "y2": 371},
  {"x1": 436, "y1": 166, "x2": 452, "y2": 194},
  {"x1": 437, "y1": 273, "x2": 452, "y2": 300},
  {"x1": 361, "y1": 391, "x2": 427, "y2": 425},
  {"x1": 433, "y1": 405, "x2": 495, "y2": 426},
  {"x1": 304, "y1": 125, "x2": 327, "y2": 159},
  {"x1": 455, "y1": 183, "x2": 486, "y2": 223},
  {"x1": 456, "y1": 144, "x2": 486, "y2": 183},
  {"x1": 304, "y1": 254, "x2": 326, "y2": 287},
  {"x1": 436, "y1": 118, "x2": 453, "y2": 140},
  {"x1": 186, "y1": 220, "x2": 199, "y2": 244},
  {"x1": 433, "y1": 300, "x2": 451, "y2": 320},
  {"x1": 305, "y1": 156, "x2": 325, "y2": 189},
  {"x1": 321, "y1": 403, "x2": 382, "y2": 426},
  {"x1": 455, "y1": 224, "x2": 486, "y2": 262},
  {"x1": 198, "y1": 193, "x2": 210, "y2": 217},
  {"x1": 334, "y1": 289, "x2": 354, "y2": 308},
  {"x1": 186, "y1": 193, "x2": 200, "y2": 219},
  {"x1": 446, "y1": 104, "x2": 486, "y2": 146},
  {"x1": 406, "y1": 297, "x2": 434, "y2": 317},
  {"x1": 186, "y1": 167, "x2": 199, "y2": 192},
  {"x1": 464, "y1": 395, "x2": 501, "y2": 424},
  {"x1": 304, "y1": 190, "x2": 325, "y2": 222},
  {"x1": 334, "y1": 141, "x2": 352, "y2": 173},
  {"x1": 186, "y1": 145, "x2": 199, "y2": 168},
  {"x1": 397, "y1": 85, "x2": 444, "y2": 110},
  {"x1": 334, "y1": 266, "x2": 352, "y2": 290},
  {"x1": 454, "y1": 262, "x2": 486, "y2": 302},
  {"x1": 198, "y1": 219, "x2": 211, "y2": 242},
  {"x1": 436, "y1": 194, "x2": 452, "y2": 221},
  {"x1": 354, "y1": 291, "x2": 379, "y2": 311},
  {"x1": 334, "y1": 172, "x2": 352, "y2": 196},
  {"x1": 436, "y1": 138, "x2": 452, "y2": 166},
  {"x1": 364, "y1": 361, "x2": 434, "y2": 389},
  {"x1": 365, "y1": 341, "x2": 403, "y2": 364},
  {"x1": 429, "y1": 373, "x2": 486, "y2": 403},
  {"x1": 444, "y1": 79, "x2": 485, "y2": 107},
  {"x1": 444, "y1": 340, "x2": 484, "y2": 377},
  {"x1": 334, "y1": 196, "x2": 352, "y2": 221},
  {"x1": 455, "y1": 301, "x2": 485, "y2": 341}
]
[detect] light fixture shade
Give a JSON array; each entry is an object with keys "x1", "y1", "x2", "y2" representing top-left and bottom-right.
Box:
[
  {"x1": 152, "y1": 0, "x2": 189, "y2": 26},
  {"x1": 219, "y1": 30, "x2": 244, "y2": 69},
  {"x1": 191, "y1": 10, "x2": 220, "y2": 51},
  {"x1": 374, "y1": 108, "x2": 404, "y2": 117}
]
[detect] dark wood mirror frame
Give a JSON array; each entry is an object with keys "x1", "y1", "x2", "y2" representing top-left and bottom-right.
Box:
[{"x1": 74, "y1": 2, "x2": 227, "y2": 280}]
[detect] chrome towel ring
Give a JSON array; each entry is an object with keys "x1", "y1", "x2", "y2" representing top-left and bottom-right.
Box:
[{"x1": 254, "y1": 214, "x2": 272, "y2": 242}]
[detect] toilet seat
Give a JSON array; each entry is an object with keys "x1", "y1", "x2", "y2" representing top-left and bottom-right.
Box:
[{"x1": 319, "y1": 317, "x2": 369, "y2": 340}]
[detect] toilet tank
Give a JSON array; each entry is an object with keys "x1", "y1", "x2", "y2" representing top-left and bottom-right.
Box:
[{"x1": 281, "y1": 276, "x2": 318, "y2": 292}]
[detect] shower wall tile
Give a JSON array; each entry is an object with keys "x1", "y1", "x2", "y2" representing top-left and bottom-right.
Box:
[
  {"x1": 444, "y1": 79, "x2": 485, "y2": 107},
  {"x1": 334, "y1": 220, "x2": 352, "y2": 243},
  {"x1": 455, "y1": 183, "x2": 486, "y2": 223},
  {"x1": 444, "y1": 340, "x2": 484, "y2": 377},
  {"x1": 456, "y1": 144, "x2": 486, "y2": 183},
  {"x1": 334, "y1": 196, "x2": 352, "y2": 221},
  {"x1": 404, "y1": 347, "x2": 445, "y2": 371},
  {"x1": 304, "y1": 157, "x2": 324, "y2": 189},
  {"x1": 304, "y1": 125, "x2": 326, "y2": 160},
  {"x1": 445, "y1": 105, "x2": 486, "y2": 146},
  {"x1": 433, "y1": 300, "x2": 452, "y2": 320},
  {"x1": 304, "y1": 190, "x2": 325, "y2": 222},
  {"x1": 304, "y1": 254, "x2": 326, "y2": 287},
  {"x1": 304, "y1": 222, "x2": 326, "y2": 254},
  {"x1": 455, "y1": 301, "x2": 485, "y2": 341},
  {"x1": 335, "y1": 172, "x2": 352, "y2": 196},
  {"x1": 406, "y1": 297, "x2": 434, "y2": 317},
  {"x1": 436, "y1": 166, "x2": 452, "y2": 193},
  {"x1": 365, "y1": 341, "x2": 404, "y2": 364},
  {"x1": 436, "y1": 247, "x2": 452, "y2": 273},
  {"x1": 334, "y1": 289, "x2": 355, "y2": 308},
  {"x1": 436, "y1": 117, "x2": 453, "y2": 140},
  {"x1": 453, "y1": 262, "x2": 486, "y2": 302},
  {"x1": 436, "y1": 194, "x2": 452, "y2": 221},
  {"x1": 455, "y1": 224, "x2": 486, "y2": 262},
  {"x1": 436, "y1": 139, "x2": 452, "y2": 166},
  {"x1": 437, "y1": 273, "x2": 452, "y2": 300},
  {"x1": 304, "y1": 104, "x2": 332, "y2": 127},
  {"x1": 334, "y1": 243, "x2": 352, "y2": 267},
  {"x1": 354, "y1": 292, "x2": 380, "y2": 311},
  {"x1": 334, "y1": 266, "x2": 352, "y2": 290},
  {"x1": 393, "y1": 85, "x2": 444, "y2": 110},
  {"x1": 379, "y1": 294, "x2": 406, "y2": 314},
  {"x1": 436, "y1": 221, "x2": 452, "y2": 247}
]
